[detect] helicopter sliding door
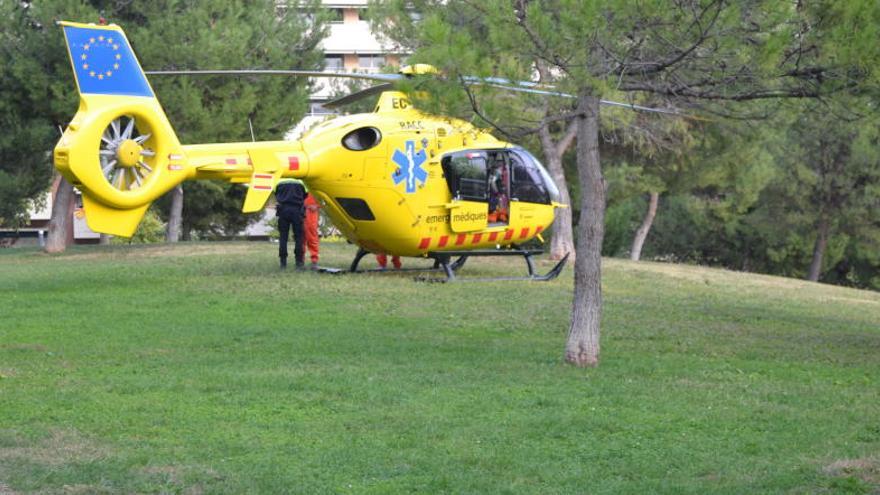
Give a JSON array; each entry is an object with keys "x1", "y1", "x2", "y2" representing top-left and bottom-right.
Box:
[
  {"x1": 441, "y1": 151, "x2": 490, "y2": 232},
  {"x1": 441, "y1": 150, "x2": 512, "y2": 231}
]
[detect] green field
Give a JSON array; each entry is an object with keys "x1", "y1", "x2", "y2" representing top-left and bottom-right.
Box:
[{"x1": 1, "y1": 241, "x2": 878, "y2": 494}]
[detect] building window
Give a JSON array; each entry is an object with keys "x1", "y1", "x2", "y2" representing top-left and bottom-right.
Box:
[
  {"x1": 329, "y1": 8, "x2": 344, "y2": 23},
  {"x1": 358, "y1": 55, "x2": 385, "y2": 69},
  {"x1": 324, "y1": 55, "x2": 343, "y2": 70}
]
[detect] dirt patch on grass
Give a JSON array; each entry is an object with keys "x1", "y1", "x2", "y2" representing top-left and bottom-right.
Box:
[
  {"x1": 57, "y1": 243, "x2": 257, "y2": 262},
  {"x1": 0, "y1": 481, "x2": 16, "y2": 495},
  {"x1": 0, "y1": 369, "x2": 17, "y2": 379},
  {"x1": 140, "y1": 464, "x2": 221, "y2": 495},
  {"x1": 0, "y1": 429, "x2": 109, "y2": 467},
  {"x1": 608, "y1": 258, "x2": 880, "y2": 306},
  {"x1": 142, "y1": 465, "x2": 184, "y2": 484},
  {"x1": 58, "y1": 484, "x2": 114, "y2": 494},
  {"x1": 824, "y1": 295, "x2": 880, "y2": 307},
  {"x1": 823, "y1": 456, "x2": 880, "y2": 485},
  {"x1": 0, "y1": 343, "x2": 48, "y2": 352}
]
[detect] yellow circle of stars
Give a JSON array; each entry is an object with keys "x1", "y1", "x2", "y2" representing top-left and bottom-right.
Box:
[{"x1": 80, "y1": 35, "x2": 122, "y2": 80}]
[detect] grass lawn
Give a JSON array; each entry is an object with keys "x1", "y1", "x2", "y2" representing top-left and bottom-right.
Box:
[{"x1": 1, "y1": 241, "x2": 879, "y2": 494}]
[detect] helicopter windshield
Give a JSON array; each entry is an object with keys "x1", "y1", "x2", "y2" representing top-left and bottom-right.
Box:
[
  {"x1": 510, "y1": 148, "x2": 560, "y2": 204},
  {"x1": 441, "y1": 148, "x2": 560, "y2": 206}
]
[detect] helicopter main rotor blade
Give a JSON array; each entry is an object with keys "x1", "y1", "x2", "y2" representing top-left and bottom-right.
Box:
[
  {"x1": 146, "y1": 69, "x2": 691, "y2": 117},
  {"x1": 144, "y1": 69, "x2": 404, "y2": 83},
  {"x1": 466, "y1": 80, "x2": 691, "y2": 117},
  {"x1": 323, "y1": 83, "x2": 396, "y2": 109},
  {"x1": 461, "y1": 75, "x2": 554, "y2": 90},
  {"x1": 597, "y1": 99, "x2": 694, "y2": 117}
]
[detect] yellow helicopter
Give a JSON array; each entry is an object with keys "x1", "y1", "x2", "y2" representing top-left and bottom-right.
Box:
[{"x1": 54, "y1": 21, "x2": 677, "y2": 281}]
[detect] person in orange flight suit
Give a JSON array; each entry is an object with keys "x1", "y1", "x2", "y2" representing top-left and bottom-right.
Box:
[
  {"x1": 303, "y1": 193, "x2": 321, "y2": 269},
  {"x1": 376, "y1": 253, "x2": 401, "y2": 270}
]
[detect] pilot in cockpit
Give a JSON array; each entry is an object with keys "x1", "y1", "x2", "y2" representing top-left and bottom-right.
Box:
[{"x1": 488, "y1": 155, "x2": 509, "y2": 223}]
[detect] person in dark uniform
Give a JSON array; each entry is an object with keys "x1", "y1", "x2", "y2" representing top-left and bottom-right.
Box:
[{"x1": 274, "y1": 178, "x2": 307, "y2": 269}]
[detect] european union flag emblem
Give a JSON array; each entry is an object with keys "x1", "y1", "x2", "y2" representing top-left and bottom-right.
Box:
[{"x1": 62, "y1": 24, "x2": 153, "y2": 98}]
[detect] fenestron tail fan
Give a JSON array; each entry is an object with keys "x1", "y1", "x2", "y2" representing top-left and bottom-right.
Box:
[{"x1": 53, "y1": 21, "x2": 310, "y2": 237}]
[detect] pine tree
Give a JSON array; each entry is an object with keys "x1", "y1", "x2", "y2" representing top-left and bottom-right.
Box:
[
  {"x1": 372, "y1": 0, "x2": 880, "y2": 366},
  {"x1": 111, "y1": 0, "x2": 327, "y2": 239},
  {"x1": 0, "y1": 1, "x2": 96, "y2": 229},
  {"x1": 0, "y1": 0, "x2": 327, "y2": 243}
]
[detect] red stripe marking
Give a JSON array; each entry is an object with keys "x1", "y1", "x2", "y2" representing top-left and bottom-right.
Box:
[
  {"x1": 489, "y1": 231, "x2": 499, "y2": 242},
  {"x1": 288, "y1": 156, "x2": 299, "y2": 170},
  {"x1": 471, "y1": 233, "x2": 483, "y2": 244},
  {"x1": 536, "y1": 225, "x2": 544, "y2": 234},
  {"x1": 438, "y1": 235, "x2": 449, "y2": 248},
  {"x1": 225, "y1": 158, "x2": 237, "y2": 165},
  {"x1": 520, "y1": 227, "x2": 530, "y2": 239},
  {"x1": 254, "y1": 174, "x2": 273, "y2": 179},
  {"x1": 504, "y1": 230, "x2": 514, "y2": 241},
  {"x1": 253, "y1": 185, "x2": 272, "y2": 190},
  {"x1": 418, "y1": 237, "x2": 431, "y2": 249},
  {"x1": 455, "y1": 234, "x2": 466, "y2": 246}
]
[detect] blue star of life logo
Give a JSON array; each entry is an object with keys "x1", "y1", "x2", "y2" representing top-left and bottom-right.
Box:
[{"x1": 392, "y1": 140, "x2": 428, "y2": 193}]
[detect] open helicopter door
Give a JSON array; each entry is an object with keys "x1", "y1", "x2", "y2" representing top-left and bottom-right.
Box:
[{"x1": 440, "y1": 150, "x2": 513, "y2": 233}]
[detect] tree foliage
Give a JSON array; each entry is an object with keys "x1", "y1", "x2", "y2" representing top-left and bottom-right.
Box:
[
  {"x1": 0, "y1": 0, "x2": 327, "y2": 238},
  {"x1": 112, "y1": 0, "x2": 327, "y2": 239},
  {"x1": 0, "y1": 1, "x2": 94, "y2": 227},
  {"x1": 372, "y1": 0, "x2": 880, "y2": 367}
]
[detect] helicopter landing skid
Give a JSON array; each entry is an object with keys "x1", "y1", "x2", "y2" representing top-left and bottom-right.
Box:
[
  {"x1": 347, "y1": 247, "x2": 468, "y2": 274},
  {"x1": 417, "y1": 250, "x2": 570, "y2": 283}
]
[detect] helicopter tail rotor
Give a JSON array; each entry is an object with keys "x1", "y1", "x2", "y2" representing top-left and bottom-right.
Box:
[{"x1": 54, "y1": 21, "x2": 186, "y2": 237}]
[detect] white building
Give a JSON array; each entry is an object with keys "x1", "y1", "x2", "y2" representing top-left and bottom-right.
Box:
[{"x1": 288, "y1": 0, "x2": 407, "y2": 139}]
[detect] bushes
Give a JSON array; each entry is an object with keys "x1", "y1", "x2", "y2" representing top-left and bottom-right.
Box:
[{"x1": 111, "y1": 208, "x2": 165, "y2": 245}]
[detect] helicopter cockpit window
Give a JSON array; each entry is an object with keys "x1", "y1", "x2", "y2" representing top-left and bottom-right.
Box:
[
  {"x1": 512, "y1": 148, "x2": 560, "y2": 204},
  {"x1": 441, "y1": 151, "x2": 488, "y2": 201},
  {"x1": 509, "y1": 152, "x2": 550, "y2": 204},
  {"x1": 341, "y1": 127, "x2": 382, "y2": 151}
]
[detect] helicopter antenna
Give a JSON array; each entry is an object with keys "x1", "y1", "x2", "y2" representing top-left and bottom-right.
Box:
[{"x1": 248, "y1": 118, "x2": 256, "y2": 142}]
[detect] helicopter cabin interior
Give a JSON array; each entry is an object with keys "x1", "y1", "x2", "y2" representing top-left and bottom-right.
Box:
[{"x1": 441, "y1": 148, "x2": 557, "y2": 227}]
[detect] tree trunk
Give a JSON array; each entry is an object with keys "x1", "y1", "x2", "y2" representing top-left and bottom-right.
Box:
[
  {"x1": 630, "y1": 191, "x2": 660, "y2": 261},
  {"x1": 565, "y1": 95, "x2": 604, "y2": 367},
  {"x1": 44, "y1": 175, "x2": 75, "y2": 253},
  {"x1": 550, "y1": 188, "x2": 575, "y2": 260},
  {"x1": 535, "y1": 63, "x2": 576, "y2": 261},
  {"x1": 166, "y1": 185, "x2": 184, "y2": 243},
  {"x1": 539, "y1": 133, "x2": 575, "y2": 260},
  {"x1": 806, "y1": 216, "x2": 830, "y2": 282}
]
